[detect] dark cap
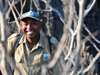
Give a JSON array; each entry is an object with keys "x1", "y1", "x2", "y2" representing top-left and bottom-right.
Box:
[{"x1": 21, "y1": 10, "x2": 40, "y2": 21}]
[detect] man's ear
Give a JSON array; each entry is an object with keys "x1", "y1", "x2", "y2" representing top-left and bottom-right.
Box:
[
  {"x1": 20, "y1": 21, "x2": 22, "y2": 27},
  {"x1": 40, "y1": 21, "x2": 42, "y2": 27}
]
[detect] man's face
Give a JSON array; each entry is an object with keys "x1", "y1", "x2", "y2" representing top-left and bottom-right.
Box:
[{"x1": 20, "y1": 18, "x2": 42, "y2": 39}]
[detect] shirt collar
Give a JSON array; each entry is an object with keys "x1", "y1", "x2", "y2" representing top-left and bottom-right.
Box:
[
  {"x1": 19, "y1": 34, "x2": 26, "y2": 44},
  {"x1": 36, "y1": 33, "x2": 45, "y2": 48},
  {"x1": 18, "y1": 33, "x2": 45, "y2": 48}
]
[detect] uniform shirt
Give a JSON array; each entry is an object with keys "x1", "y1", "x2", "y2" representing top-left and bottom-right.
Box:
[{"x1": 7, "y1": 33, "x2": 61, "y2": 75}]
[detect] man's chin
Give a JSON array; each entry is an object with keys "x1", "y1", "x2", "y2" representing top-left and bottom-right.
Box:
[
  {"x1": 27, "y1": 35, "x2": 34, "y2": 39},
  {"x1": 26, "y1": 34, "x2": 40, "y2": 39}
]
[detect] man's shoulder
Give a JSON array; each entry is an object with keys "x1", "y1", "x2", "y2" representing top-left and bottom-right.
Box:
[
  {"x1": 7, "y1": 33, "x2": 21, "y2": 41},
  {"x1": 50, "y1": 36, "x2": 59, "y2": 44},
  {"x1": 48, "y1": 36, "x2": 59, "y2": 49}
]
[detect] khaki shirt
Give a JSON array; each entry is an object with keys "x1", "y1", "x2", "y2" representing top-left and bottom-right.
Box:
[{"x1": 7, "y1": 33, "x2": 61, "y2": 75}]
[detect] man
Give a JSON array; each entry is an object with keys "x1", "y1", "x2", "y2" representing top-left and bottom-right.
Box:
[{"x1": 7, "y1": 10, "x2": 62, "y2": 75}]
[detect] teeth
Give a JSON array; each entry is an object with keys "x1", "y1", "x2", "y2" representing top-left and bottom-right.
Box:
[{"x1": 27, "y1": 31, "x2": 33, "y2": 34}]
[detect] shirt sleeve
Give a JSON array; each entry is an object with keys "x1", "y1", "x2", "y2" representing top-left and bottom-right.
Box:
[
  {"x1": 7, "y1": 37, "x2": 17, "y2": 57},
  {"x1": 7, "y1": 33, "x2": 20, "y2": 57}
]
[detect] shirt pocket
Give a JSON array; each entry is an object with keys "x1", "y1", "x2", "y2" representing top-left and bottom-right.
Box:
[
  {"x1": 15, "y1": 49, "x2": 23, "y2": 63},
  {"x1": 40, "y1": 53, "x2": 51, "y2": 65},
  {"x1": 32, "y1": 54, "x2": 41, "y2": 66}
]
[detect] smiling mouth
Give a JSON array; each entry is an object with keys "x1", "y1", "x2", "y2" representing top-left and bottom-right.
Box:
[{"x1": 27, "y1": 31, "x2": 34, "y2": 35}]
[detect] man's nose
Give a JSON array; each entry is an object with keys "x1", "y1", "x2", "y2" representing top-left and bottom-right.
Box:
[{"x1": 27, "y1": 24, "x2": 31, "y2": 29}]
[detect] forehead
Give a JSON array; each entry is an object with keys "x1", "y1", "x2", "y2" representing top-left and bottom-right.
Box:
[{"x1": 21, "y1": 17, "x2": 38, "y2": 22}]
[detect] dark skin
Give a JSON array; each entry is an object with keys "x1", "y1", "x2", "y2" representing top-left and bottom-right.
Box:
[{"x1": 20, "y1": 17, "x2": 42, "y2": 49}]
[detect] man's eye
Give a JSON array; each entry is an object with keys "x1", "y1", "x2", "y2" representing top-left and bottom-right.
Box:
[
  {"x1": 31, "y1": 22, "x2": 36, "y2": 25},
  {"x1": 24, "y1": 23, "x2": 28, "y2": 25}
]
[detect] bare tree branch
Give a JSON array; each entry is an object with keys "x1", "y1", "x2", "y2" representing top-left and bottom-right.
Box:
[
  {"x1": 0, "y1": 0, "x2": 98, "y2": 75},
  {"x1": 8, "y1": 0, "x2": 21, "y2": 33},
  {"x1": 71, "y1": 0, "x2": 85, "y2": 74},
  {"x1": 20, "y1": 0, "x2": 26, "y2": 16},
  {"x1": 84, "y1": 0, "x2": 96, "y2": 17},
  {"x1": 83, "y1": 24, "x2": 100, "y2": 43},
  {"x1": 82, "y1": 52, "x2": 100, "y2": 74}
]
